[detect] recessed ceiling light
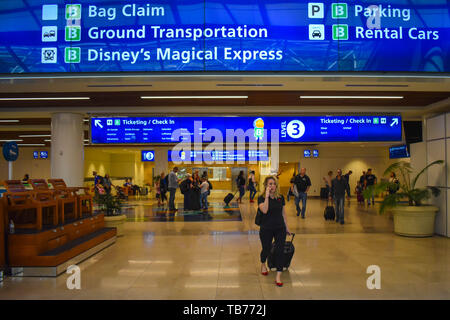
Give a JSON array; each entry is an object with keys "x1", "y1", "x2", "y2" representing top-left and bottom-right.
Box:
[
  {"x1": 141, "y1": 96, "x2": 248, "y2": 99},
  {"x1": 0, "y1": 139, "x2": 23, "y2": 142},
  {"x1": 19, "y1": 134, "x2": 51, "y2": 137},
  {"x1": 300, "y1": 96, "x2": 403, "y2": 99},
  {"x1": 0, "y1": 120, "x2": 20, "y2": 122},
  {"x1": 17, "y1": 143, "x2": 46, "y2": 146},
  {"x1": 0, "y1": 97, "x2": 90, "y2": 101}
]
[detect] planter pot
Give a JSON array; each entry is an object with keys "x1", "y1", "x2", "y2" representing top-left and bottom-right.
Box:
[
  {"x1": 391, "y1": 205, "x2": 438, "y2": 237},
  {"x1": 104, "y1": 214, "x2": 127, "y2": 237}
]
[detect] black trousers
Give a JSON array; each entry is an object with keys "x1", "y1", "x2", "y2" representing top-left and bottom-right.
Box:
[{"x1": 259, "y1": 227, "x2": 286, "y2": 272}]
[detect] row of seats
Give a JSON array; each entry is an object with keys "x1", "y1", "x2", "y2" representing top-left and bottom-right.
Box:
[{"x1": 2, "y1": 179, "x2": 93, "y2": 231}]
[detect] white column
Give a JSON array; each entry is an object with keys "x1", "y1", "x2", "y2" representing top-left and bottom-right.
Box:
[
  {"x1": 51, "y1": 113, "x2": 84, "y2": 187},
  {"x1": 154, "y1": 147, "x2": 168, "y2": 177}
]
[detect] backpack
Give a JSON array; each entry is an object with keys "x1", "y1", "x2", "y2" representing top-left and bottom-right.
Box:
[{"x1": 179, "y1": 179, "x2": 189, "y2": 194}]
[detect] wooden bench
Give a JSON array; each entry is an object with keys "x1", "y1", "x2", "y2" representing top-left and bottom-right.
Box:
[
  {"x1": 0, "y1": 199, "x2": 5, "y2": 270},
  {"x1": 3, "y1": 180, "x2": 58, "y2": 231},
  {"x1": 30, "y1": 179, "x2": 78, "y2": 224},
  {"x1": 48, "y1": 179, "x2": 93, "y2": 218}
]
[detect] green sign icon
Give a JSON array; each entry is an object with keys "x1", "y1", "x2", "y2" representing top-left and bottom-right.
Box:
[
  {"x1": 114, "y1": 119, "x2": 121, "y2": 126},
  {"x1": 66, "y1": 4, "x2": 81, "y2": 19},
  {"x1": 65, "y1": 47, "x2": 81, "y2": 63},
  {"x1": 254, "y1": 128, "x2": 264, "y2": 140},
  {"x1": 332, "y1": 3, "x2": 348, "y2": 19},
  {"x1": 65, "y1": 26, "x2": 81, "y2": 41},
  {"x1": 373, "y1": 118, "x2": 379, "y2": 124},
  {"x1": 332, "y1": 24, "x2": 348, "y2": 40}
]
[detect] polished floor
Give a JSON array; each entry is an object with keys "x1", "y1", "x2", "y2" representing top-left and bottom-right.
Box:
[{"x1": 0, "y1": 193, "x2": 449, "y2": 300}]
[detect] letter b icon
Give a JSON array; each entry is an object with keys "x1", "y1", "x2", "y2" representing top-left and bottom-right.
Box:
[{"x1": 65, "y1": 47, "x2": 81, "y2": 63}]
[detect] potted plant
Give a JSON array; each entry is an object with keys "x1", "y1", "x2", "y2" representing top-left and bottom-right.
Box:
[
  {"x1": 94, "y1": 193, "x2": 126, "y2": 236},
  {"x1": 363, "y1": 160, "x2": 444, "y2": 237}
]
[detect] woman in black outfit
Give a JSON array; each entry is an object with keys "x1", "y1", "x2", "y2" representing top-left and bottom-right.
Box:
[
  {"x1": 258, "y1": 176, "x2": 291, "y2": 287},
  {"x1": 236, "y1": 170, "x2": 246, "y2": 203}
]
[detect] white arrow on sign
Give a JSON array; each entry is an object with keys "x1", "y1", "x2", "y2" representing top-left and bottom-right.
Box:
[
  {"x1": 390, "y1": 118, "x2": 399, "y2": 127},
  {"x1": 94, "y1": 119, "x2": 103, "y2": 128}
]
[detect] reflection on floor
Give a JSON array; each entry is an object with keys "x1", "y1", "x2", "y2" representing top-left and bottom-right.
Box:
[
  {"x1": 1, "y1": 196, "x2": 449, "y2": 300},
  {"x1": 123, "y1": 201, "x2": 242, "y2": 222}
]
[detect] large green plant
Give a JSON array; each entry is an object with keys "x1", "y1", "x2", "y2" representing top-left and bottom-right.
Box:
[
  {"x1": 363, "y1": 160, "x2": 444, "y2": 214},
  {"x1": 94, "y1": 193, "x2": 123, "y2": 216}
]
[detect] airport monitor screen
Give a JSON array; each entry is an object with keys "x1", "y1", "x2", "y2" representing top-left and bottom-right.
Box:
[
  {"x1": 389, "y1": 145, "x2": 410, "y2": 159},
  {"x1": 0, "y1": 1, "x2": 449, "y2": 73}
]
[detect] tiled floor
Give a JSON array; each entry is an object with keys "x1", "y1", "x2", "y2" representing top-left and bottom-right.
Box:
[{"x1": 0, "y1": 194, "x2": 449, "y2": 300}]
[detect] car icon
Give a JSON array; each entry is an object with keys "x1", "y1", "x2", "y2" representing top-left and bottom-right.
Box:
[
  {"x1": 43, "y1": 30, "x2": 56, "y2": 38},
  {"x1": 312, "y1": 30, "x2": 322, "y2": 38}
]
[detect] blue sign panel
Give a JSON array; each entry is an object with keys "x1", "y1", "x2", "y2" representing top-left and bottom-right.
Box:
[
  {"x1": 33, "y1": 151, "x2": 39, "y2": 159},
  {"x1": 389, "y1": 145, "x2": 410, "y2": 159},
  {"x1": 141, "y1": 150, "x2": 155, "y2": 162},
  {"x1": 304, "y1": 150, "x2": 311, "y2": 158},
  {"x1": 313, "y1": 150, "x2": 319, "y2": 158},
  {"x1": 91, "y1": 116, "x2": 402, "y2": 144},
  {"x1": 0, "y1": 1, "x2": 448, "y2": 73},
  {"x1": 168, "y1": 149, "x2": 269, "y2": 162},
  {"x1": 40, "y1": 151, "x2": 48, "y2": 159},
  {"x1": 2, "y1": 142, "x2": 19, "y2": 161}
]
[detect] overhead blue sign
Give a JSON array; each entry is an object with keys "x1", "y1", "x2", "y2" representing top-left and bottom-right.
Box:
[
  {"x1": 389, "y1": 145, "x2": 410, "y2": 159},
  {"x1": 141, "y1": 150, "x2": 155, "y2": 162},
  {"x1": 40, "y1": 151, "x2": 49, "y2": 159},
  {"x1": 313, "y1": 150, "x2": 319, "y2": 158},
  {"x1": 91, "y1": 116, "x2": 402, "y2": 144},
  {"x1": 0, "y1": 1, "x2": 448, "y2": 73},
  {"x1": 304, "y1": 150, "x2": 311, "y2": 158},
  {"x1": 168, "y1": 149, "x2": 269, "y2": 162},
  {"x1": 2, "y1": 142, "x2": 19, "y2": 162}
]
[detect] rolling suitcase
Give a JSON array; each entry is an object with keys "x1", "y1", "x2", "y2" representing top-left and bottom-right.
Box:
[
  {"x1": 268, "y1": 233, "x2": 295, "y2": 271},
  {"x1": 324, "y1": 199, "x2": 336, "y2": 220},
  {"x1": 223, "y1": 191, "x2": 237, "y2": 205}
]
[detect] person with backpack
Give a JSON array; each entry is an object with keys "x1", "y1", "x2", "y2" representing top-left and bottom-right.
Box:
[
  {"x1": 258, "y1": 176, "x2": 291, "y2": 287},
  {"x1": 236, "y1": 170, "x2": 246, "y2": 204},
  {"x1": 293, "y1": 167, "x2": 311, "y2": 219},
  {"x1": 388, "y1": 172, "x2": 400, "y2": 195},
  {"x1": 330, "y1": 169, "x2": 349, "y2": 225}
]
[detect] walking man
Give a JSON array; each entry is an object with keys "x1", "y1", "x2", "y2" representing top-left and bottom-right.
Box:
[
  {"x1": 343, "y1": 170, "x2": 352, "y2": 199},
  {"x1": 168, "y1": 167, "x2": 179, "y2": 212},
  {"x1": 364, "y1": 168, "x2": 377, "y2": 206},
  {"x1": 294, "y1": 167, "x2": 311, "y2": 219},
  {"x1": 330, "y1": 169, "x2": 349, "y2": 225}
]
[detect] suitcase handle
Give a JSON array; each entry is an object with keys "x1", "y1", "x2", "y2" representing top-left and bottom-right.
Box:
[{"x1": 288, "y1": 233, "x2": 295, "y2": 242}]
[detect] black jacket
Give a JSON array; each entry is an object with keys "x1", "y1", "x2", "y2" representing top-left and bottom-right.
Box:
[{"x1": 331, "y1": 176, "x2": 349, "y2": 198}]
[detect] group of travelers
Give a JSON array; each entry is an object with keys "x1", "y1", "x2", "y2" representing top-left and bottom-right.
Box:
[
  {"x1": 159, "y1": 167, "x2": 212, "y2": 212},
  {"x1": 236, "y1": 170, "x2": 258, "y2": 203},
  {"x1": 92, "y1": 171, "x2": 140, "y2": 197}
]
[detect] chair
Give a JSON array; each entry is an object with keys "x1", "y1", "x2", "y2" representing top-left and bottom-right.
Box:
[
  {"x1": 30, "y1": 179, "x2": 77, "y2": 224},
  {"x1": 3, "y1": 180, "x2": 58, "y2": 231},
  {"x1": 48, "y1": 179, "x2": 93, "y2": 218}
]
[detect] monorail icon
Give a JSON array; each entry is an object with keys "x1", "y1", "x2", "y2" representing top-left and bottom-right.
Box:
[{"x1": 253, "y1": 118, "x2": 264, "y2": 140}]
